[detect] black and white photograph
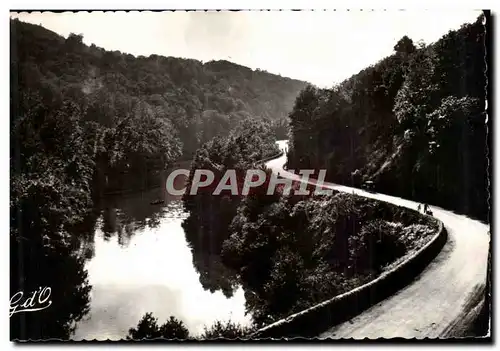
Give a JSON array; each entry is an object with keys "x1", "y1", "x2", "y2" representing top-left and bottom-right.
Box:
[{"x1": 9, "y1": 9, "x2": 491, "y2": 341}]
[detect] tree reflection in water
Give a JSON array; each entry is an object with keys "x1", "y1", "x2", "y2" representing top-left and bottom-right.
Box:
[
  {"x1": 11, "y1": 165, "x2": 249, "y2": 340},
  {"x1": 93, "y1": 167, "x2": 240, "y2": 301},
  {"x1": 98, "y1": 188, "x2": 167, "y2": 246},
  {"x1": 182, "y1": 210, "x2": 240, "y2": 299},
  {"x1": 10, "y1": 182, "x2": 173, "y2": 340}
]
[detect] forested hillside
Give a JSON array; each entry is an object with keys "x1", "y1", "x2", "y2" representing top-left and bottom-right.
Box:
[
  {"x1": 11, "y1": 18, "x2": 306, "y2": 163},
  {"x1": 287, "y1": 15, "x2": 488, "y2": 221}
]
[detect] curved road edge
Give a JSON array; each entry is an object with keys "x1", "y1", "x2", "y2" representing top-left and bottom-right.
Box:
[
  {"x1": 251, "y1": 220, "x2": 447, "y2": 339},
  {"x1": 255, "y1": 140, "x2": 489, "y2": 339}
]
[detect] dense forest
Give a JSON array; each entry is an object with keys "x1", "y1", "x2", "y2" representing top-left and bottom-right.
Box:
[
  {"x1": 287, "y1": 15, "x2": 489, "y2": 222},
  {"x1": 9, "y1": 18, "x2": 305, "y2": 340},
  {"x1": 11, "y1": 19, "x2": 306, "y2": 191}
]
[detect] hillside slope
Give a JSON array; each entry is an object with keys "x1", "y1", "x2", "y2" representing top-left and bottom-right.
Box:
[
  {"x1": 287, "y1": 15, "x2": 488, "y2": 221},
  {"x1": 10, "y1": 19, "x2": 307, "y2": 158}
]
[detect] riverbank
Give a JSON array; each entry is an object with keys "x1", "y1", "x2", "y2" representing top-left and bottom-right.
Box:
[
  {"x1": 98, "y1": 160, "x2": 193, "y2": 197},
  {"x1": 73, "y1": 187, "x2": 251, "y2": 340}
]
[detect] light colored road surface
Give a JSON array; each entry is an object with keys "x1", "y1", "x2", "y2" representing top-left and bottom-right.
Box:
[{"x1": 265, "y1": 140, "x2": 490, "y2": 338}]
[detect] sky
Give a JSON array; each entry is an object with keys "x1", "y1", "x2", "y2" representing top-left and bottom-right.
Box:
[{"x1": 11, "y1": 10, "x2": 482, "y2": 87}]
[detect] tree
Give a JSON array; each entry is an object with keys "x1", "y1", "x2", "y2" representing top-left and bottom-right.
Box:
[
  {"x1": 65, "y1": 33, "x2": 84, "y2": 51},
  {"x1": 394, "y1": 35, "x2": 416, "y2": 55},
  {"x1": 127, "y1": 313, "x2": 190, "y2": 340}
]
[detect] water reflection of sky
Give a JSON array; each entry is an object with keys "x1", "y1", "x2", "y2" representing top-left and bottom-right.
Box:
[{"x1": 73, "y1": 199, "x2": 251, "y2": 340}]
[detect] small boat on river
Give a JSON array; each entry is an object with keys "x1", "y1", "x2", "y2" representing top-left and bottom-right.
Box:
[{"x1": 150, "y1": 199, "x2": 165, "y2": 205}]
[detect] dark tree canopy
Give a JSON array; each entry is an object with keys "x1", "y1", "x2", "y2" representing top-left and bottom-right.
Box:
[
  {"x1": 394, "y1": 35, "x2": 416, "y2": 55},
  {"x1": 287, "y1": 15, "x2": 488, "y2": 221},
  {"x1": 128, "y1": 313, "x2": 252, "y2": 340},
  {"x1": 127, "y1": 313, "x2": 190, "y2": 340}
]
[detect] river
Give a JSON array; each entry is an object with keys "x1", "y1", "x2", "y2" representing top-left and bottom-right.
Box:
[{"x1": 72, "y1": 163, "x2": 252, "y2": 340}]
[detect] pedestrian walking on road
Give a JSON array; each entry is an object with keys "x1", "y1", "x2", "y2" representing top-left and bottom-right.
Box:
[{"x1": 418, "y1": 204, "x2": 421, "y2": 212}]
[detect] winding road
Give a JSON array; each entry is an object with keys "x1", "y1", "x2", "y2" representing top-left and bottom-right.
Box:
[{"x1": 264, "y1": 140, "x2": 490, "y2": 338}]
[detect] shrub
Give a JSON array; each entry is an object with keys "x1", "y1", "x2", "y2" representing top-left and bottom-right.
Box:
[
  {"x1": 348, "y1": 219, "x2": 407, "y2": 274},
  {"x1": 127, "y1": 313, "x2": 190, "y2": 340},
  {"x1": 200, "y1": 320, "x2": 255, "y2": 340}
]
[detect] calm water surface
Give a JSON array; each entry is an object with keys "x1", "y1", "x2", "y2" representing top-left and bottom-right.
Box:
[{"x1": 73, "y1": 170, "x2": 251, "y2": 340}]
